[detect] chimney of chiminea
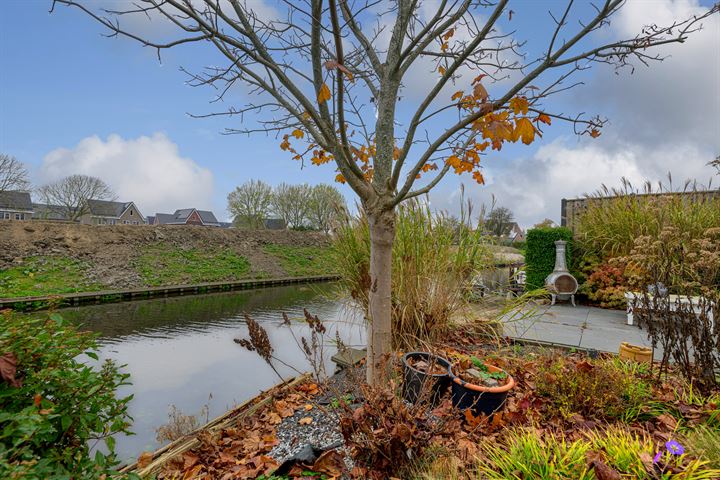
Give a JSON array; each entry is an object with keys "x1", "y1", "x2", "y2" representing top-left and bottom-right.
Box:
[
  {"x1": 553, "y1": 240, "x2": 569, "y2": 273},
  {"x1": 544, "y1": 240, "x2": 578, "y2": 306}
]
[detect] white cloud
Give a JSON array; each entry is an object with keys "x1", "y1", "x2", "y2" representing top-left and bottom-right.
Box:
[
  {"x1": 39, "y1": 133, "x2": 214, "y2": 216},
  {"x1": 584, "y1": 0, "x2": 720, "y2": 148}
]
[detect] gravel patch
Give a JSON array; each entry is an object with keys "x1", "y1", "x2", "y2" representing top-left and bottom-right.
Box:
[{"x1": 268, "y1": 403, "x2": 345, "y2": 463}]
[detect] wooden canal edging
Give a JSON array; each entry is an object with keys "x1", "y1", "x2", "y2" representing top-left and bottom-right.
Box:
[
  {"x1": 0, "y1": 275, "x2": 340, "y2": 311},
  {"x1": 119, "y1": 374, "x2": 311, "y2": 478}
]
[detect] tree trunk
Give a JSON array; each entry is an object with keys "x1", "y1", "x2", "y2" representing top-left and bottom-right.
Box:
[{"x1": 365, "y1": 207, "x2": 396, "y2": 385}]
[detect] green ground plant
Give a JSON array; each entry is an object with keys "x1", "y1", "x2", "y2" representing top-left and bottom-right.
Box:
[
  {"x1": 332, "y1": 199, "x2": 492, "y2": 349},
  {"x1": 136, "y1": 244, "x2": 252, "y2": 286},
  {"x1": 0, "y1": 311, "x2": 134, "y2": 479},
  {"x1": 0, "y1": 256, "x2": 104, "y2": 298},
  {"x1": 262, "y1": 244, "x2": 336, "y2": 277}
]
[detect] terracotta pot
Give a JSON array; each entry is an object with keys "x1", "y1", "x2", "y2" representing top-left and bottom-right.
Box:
[
  {"x1": 451, "y1": 363, "x2": 515, "y2": 417},
  {"x1": 619, "y1": 342, "x2": 652, "y2": 363}
]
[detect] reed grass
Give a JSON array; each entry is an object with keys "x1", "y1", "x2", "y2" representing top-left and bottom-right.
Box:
[
  {"x1": 332, "y1": 198, "x2": 492, "y2": 349},
  {"x1": 577, "y1": 177, "x2": 720, "y2": 259}
]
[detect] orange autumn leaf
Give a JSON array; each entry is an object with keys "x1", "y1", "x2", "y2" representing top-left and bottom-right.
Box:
[
  {"x1": 472, "y1": 74, "x2": 487, "y2": 85},
  {"x1": 451, "y1": 90, "x2": 464, "y2": 101},
  {"x1": 335, "y1": 173, "x2": 346, "y2": 184},
  {"x1": 291, "y1": 129, "x2": 304, "y2": 139},
  {"x1": 317, "y1": 83, "x2": 331, "y2": 103},
  {"x1": 537, "y1": 113, "x2": 551, "y2": 125},
  {"x1": 442, "y1": 28, "x2": 455, "y2": 41},
  {"x1": 440, "y1": 42, "x2": 449, "y2": 52},
  {"x1": 590, "y1": 128, "x2": 601, "y2": 138},
  {"x1": 446, "y1": 155, "x2": 462, "y2": 169},
  {"x1": 302, "y1": 111, "x2": 311, "y2": 120},
  {"x1": 509, "y1": 96, "x2": 529, "y2": 115},
  {"x1": 438, "y1": 65, "x2": 446, "y2": 76},
  {"x1": 514, "y1": 117, "x2": 536, "y2": 145},
  {"x1": 473, "y1": 82, "x2": 489, "y2": 102},
  {"x1": 472, "y1": 170, "x2": 485, "y2": 184},
  {"x1": 421, "y1": 162, "x2": 438, "y2": 172},
  {"x1": 298, "y1": 417, "x2": 313, "y2": 425}
]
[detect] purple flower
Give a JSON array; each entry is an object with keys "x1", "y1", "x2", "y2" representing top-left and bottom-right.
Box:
[
  {"x1": 653, "y1": 451, "x2": 662, "y2": 464},
  {"x1": 665, "y1": 440, "x2": 684, "y2": 455}
]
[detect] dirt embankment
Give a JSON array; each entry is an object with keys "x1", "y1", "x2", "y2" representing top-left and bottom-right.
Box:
[{"x1": 0, "y1": 221, "x2": 332, "y2": 290}]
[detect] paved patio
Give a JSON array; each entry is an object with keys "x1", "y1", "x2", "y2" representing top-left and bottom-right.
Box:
[{"x1": 502, "y1": 303, "x2": 662, "y2": 359}]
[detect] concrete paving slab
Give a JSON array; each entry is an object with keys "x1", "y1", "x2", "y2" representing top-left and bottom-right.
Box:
[{"x1": 503, "y1": 304, "x2": 660, "y2": 356}]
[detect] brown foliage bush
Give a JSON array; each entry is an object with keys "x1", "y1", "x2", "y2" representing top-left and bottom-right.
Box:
[
  {"x1": 535, "y1": 357, "x2": 651, "y2": 420},
  {"x1": 338, "y1": 377, "x2": 459, "y2": 479}
]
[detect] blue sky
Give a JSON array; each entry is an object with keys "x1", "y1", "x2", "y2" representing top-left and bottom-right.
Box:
[{"x1": 1, "y1": 0, "x2": 718, "y2": 225}]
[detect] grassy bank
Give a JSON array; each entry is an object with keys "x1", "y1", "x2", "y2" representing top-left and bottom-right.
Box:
[
  {"x1": 262, "y1": 244, "x2": 336, "y2": 276},
  {"x1": 136, "y1": 244, "x2": 253, "y2": 286},
  {"x1": 0, "y1": 243, "x2": 336, "y2": 299},
  {"x1": 0, "y1": 256, "x2": 103, "y2": 298}
]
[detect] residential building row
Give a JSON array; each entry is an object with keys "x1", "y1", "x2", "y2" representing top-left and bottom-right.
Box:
[{"x1": 0, "y1": 190, "x2": 223, "y2": 227}]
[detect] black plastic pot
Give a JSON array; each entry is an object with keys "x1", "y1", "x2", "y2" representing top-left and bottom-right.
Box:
[
  {"x1": 450, "y1": 363, "x2": 515, "y2": 417},
  {"x1": 402, "y1": 352, "x2": 451, "y2": 407}
]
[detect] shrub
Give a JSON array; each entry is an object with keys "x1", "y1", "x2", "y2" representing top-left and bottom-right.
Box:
[
  {"x1": 0, "y1": 311, "x2": 133, "y2": 479},
  {"x1": 338, "y1": 379, "x2": 459, "y2": 480},
  {"x1": 524, "y1": 227, "x2": 573, "y2": 290},
  {"x1": 332, "y1": 200, "x2": 491, "y2": 349},
  {"x1": 535, "y1": 357, "x2": 651, "y2": 421},
  {"x1": 580, "y1": 261, "x2": 629, "y2": 309},
  {"x1": 627, "y1": 227, "x2": 720, "y2": 392}
]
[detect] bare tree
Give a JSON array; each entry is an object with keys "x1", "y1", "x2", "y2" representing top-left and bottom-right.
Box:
[
  {"x1": 228, "y1": 179, "x2": 273, "y2": 229},
  {"x1": 0, "y1": 154, "x2": 31, "y2": 192},
  {"x1": 53, "y1": 0, "x2": 718, "y2": 384},
  {"x1": 307, "y1": 184, "x2": 346, "y2": 233},
  {"x1": 272, "y1": 183, "x2": 313, "y2": 229},
  {"x1": 710, "y1": 155, "x2": 720, "y2": 176},
  {"x1": 38, "y1": 174, "x2": 115, "y2": 221}
]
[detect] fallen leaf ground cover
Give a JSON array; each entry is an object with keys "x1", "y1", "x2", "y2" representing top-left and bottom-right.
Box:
[{"x1": 130, "y1": 314, "x2": 719, "y2": 480}]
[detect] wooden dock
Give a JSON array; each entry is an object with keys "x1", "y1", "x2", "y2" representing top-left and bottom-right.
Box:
[{"x1": 0, "y1": 275, "x2": 340, "y2": 311}]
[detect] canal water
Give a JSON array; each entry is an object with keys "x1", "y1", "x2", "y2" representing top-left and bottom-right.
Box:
[{"x1": 56, "y1": 282, "x2": 363, "y2": 462}]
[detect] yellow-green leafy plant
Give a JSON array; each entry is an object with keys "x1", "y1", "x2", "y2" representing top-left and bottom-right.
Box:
[
  {"x1": 476, "y1": 429, "x2": 592, "y2": 479},
  {"x1": 332, "y1": 198, "x2": 492, "y2": 349},
  {"x1": 476, "y1": 427, "x2": 720, "y2": 480}
]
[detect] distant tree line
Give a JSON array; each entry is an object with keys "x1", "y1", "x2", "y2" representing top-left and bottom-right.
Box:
[
  {"x1": 1, "y1": 152, "x2": 116, "y2": 220},
  {"x1": 227, "y1": 180, "x2": 346, "y2": 232}
]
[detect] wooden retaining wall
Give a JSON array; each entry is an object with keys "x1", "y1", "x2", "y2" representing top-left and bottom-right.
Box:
[{"x1": 0, "y1": 275, "x2": 340, "y2": 311}]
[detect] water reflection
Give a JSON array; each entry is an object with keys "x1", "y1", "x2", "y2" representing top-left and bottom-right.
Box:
[{"x1": 59, "y1": 283, "x2": 363, "y2": 462}]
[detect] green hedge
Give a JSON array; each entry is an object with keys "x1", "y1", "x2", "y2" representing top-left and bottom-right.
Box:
[{"x1": 525, "y1": 227, "x2": 573, "y2": 290}]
